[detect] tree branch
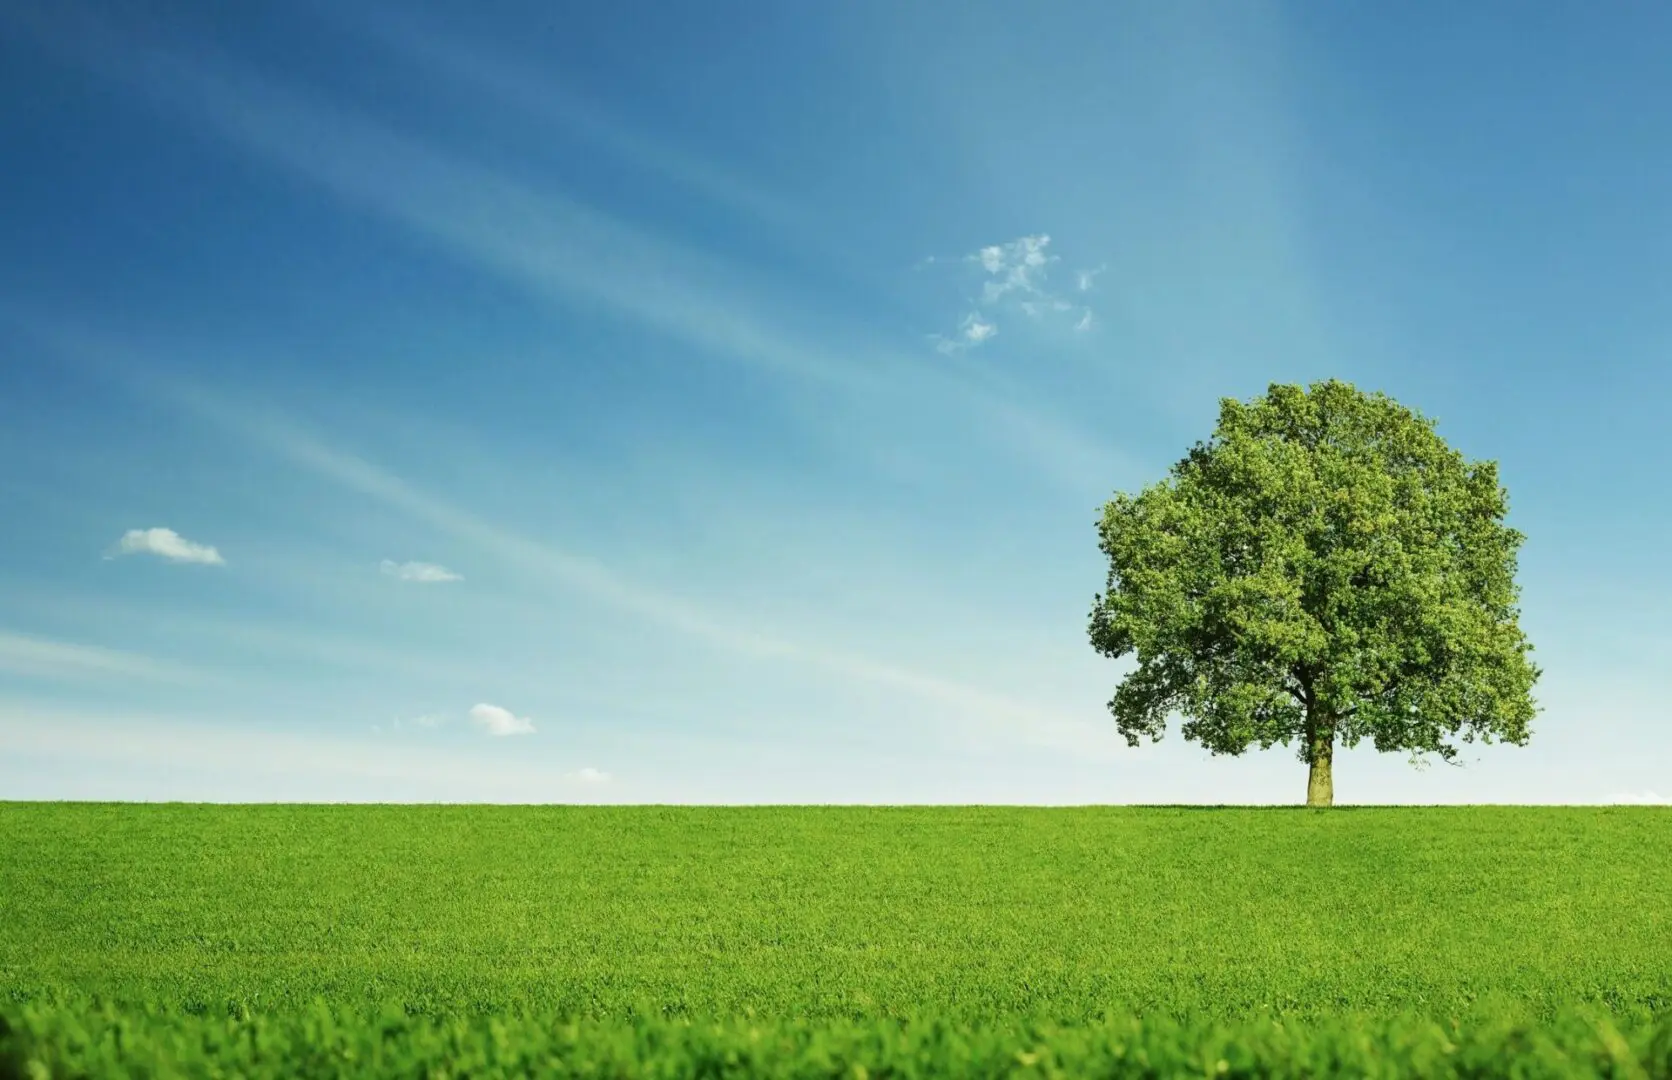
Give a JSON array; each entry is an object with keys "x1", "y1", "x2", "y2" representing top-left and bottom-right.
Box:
[{"x1": 1290, "y1": 665, "x2": 1315, "y2": 709}]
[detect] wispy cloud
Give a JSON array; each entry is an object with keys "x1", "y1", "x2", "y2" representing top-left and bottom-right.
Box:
[
  {"x1": 0, "y1": 5, "x2": 1138, "y2": 743},
  {"x1": 568, "y1": 766, "x2": 610, "y2": 784},
  {"x1": 373, "y1": 713, "x2": 448, "y2": 734},
  {"x1": 1, "y1": 5, "x2": 1133, "y2": 499},
  {"x1": 339, "y1": 7, "x2": 802, "y2": 233},
  {"x1": 1, "y1": 580, "x2": 525, "y2": 692},
  {"x1": 77, "y1": 25, "x2": 873, "y2": 393},
  {"x1": 974, "y1": 234, "x2": 1056, "y2": 303},
  {"x1": 930, "y1": 234, "x2": 1098, "y2": 353},
  {"x1": 0, "y1": 630, "x2": 206, "y2": 685},
  {"x1": 107, "y1": 526, "x2": 224, "y2": 565},
  {"x1": 469, "y1": 702, "x2": 536, "y2": 737},
  {"x1": 0, "y1": 701, "x2": 607, "y2": 802},
  {"x1": 936, "y1": 312, "x2": 999, "y2": 354},
  {"x1": 129, "y1": 381, "x2": 1115, "y2": 756},
  {"x1": 1607, "y1": 791, "x2": 1671, "y2": 805},
  {"x1": 379, "y1": 558, "x2": 462, "y2": 583}
]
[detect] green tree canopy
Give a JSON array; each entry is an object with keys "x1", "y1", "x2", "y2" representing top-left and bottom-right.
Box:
[{"x1": 1088, "y1": 380, "x2": 1539, "y2": 806}]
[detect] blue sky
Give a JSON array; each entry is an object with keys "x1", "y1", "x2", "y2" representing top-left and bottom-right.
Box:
[{"x1": 2, "y1": 0, "x2": 1669, "y2": 804}]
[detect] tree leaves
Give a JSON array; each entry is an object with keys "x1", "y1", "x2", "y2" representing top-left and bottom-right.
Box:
[{"x1": 1089, "y1": 380, "x2": 1539, "y2": 770}]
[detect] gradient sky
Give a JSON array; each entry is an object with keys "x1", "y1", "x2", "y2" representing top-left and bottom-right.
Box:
[{"x1": 2, "y1": 0, "x2": 1669, "y2": 804}]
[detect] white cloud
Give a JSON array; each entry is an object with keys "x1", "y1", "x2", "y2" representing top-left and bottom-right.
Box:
[
  {"x1": 380, "y1": 559, "x2": 462, "y2": 583},
  {"x1": 962, "y1": 313, "x2": 997, "y2": 343},
  {"x1": 411, "y1": 713, "x2": 446, "y2": 728},
  {"x1": 109, "y1": 527, "x2": 224, "y2": 565},
  {"x1": 1607, "y1": 791, "x2": 1671, "y2": 805},
  {"x1": 932, "y1": 312, "x2": 1002, "y2": 355},
  {"x1": 568, "y1": 766, "x2": 610, "y2": 784},
  {"x1": 973, "y1": 234, "x2": 1056, "y2": 305},
  {"x1": 469, "y1": 702, "x2": 536, "y2": 736},
  {"x1": 1077, "y1": 265, "x2": 1106, "y2": 292},
  {"x1": 930, "y1": 234, "x2": 1097, "y2": 351}
]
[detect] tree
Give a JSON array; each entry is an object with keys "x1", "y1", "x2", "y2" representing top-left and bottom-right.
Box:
[{"x1": 1087, "y1": 380, "x2": 1539, "y2": 807}]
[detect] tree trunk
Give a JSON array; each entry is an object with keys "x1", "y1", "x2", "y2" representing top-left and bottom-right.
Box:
[{"x1": 1305, "y1": 712, "x2": 1335, "y2": 808}]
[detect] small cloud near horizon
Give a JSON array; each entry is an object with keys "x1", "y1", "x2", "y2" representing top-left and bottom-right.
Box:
[
  {"x1": 569, "y1": 766, "x2": 610, "y2": 784},
  {"x1": 469, "y1": 702, "x2": 536, "y2": 736},
  {"x1": 380, "y1": 559, "x2": 463, "y2": 583},
  {"x1": 107, "y1": 527, "x2": 225, "y2": 565},
  {"x1": 1607, "y1": 791, "x2": 1670, "y2": 805}
]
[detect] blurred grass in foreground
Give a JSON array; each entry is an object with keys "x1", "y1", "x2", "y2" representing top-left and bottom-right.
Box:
[{"x1": 4, "y1": 1000, "x2": 1671, "y2": 1079}]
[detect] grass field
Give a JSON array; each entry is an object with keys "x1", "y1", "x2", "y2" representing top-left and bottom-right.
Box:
[{"x1": 3, "y1": 803, "x2": 1670, "y2": 1076}]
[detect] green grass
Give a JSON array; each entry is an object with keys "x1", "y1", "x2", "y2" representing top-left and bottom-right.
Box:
[
  {"x1": 3, "y1": 804, "x2": 1670, "y2": 1076},
  {"x1": 6, "y1": 1002, "x2": 1672, "y2": 1079}
]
